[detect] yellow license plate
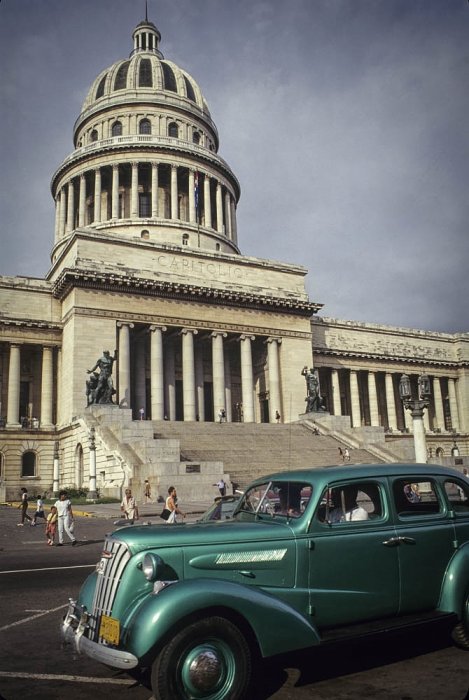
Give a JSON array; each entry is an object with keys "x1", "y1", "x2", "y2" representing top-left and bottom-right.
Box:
[{"x1": 99, "y1": 614, "x2": 120, "y2": 645}]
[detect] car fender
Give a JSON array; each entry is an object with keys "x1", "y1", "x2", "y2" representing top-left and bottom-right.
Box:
[
  {"x1": 439, "y1": 541, "x2": 469, "y2": 620},
  {"x1": 125, "y1": 578, "x2": 320, "y2": 661}
]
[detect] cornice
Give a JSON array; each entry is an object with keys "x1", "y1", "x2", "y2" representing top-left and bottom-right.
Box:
[
  {"x1": 52, "y1": 268, "x2": 322, "y2": 317},
  {"x1": 0, "y1": 318, "x2": 61, "y2": 331},
  {"x1": 313, "y1": 347, "x2": 467, "y2": 369}
]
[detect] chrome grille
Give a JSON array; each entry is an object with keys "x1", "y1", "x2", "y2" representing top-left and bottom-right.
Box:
[{"x1": 89, "y1": 537, "x2": 131, "y2": 641}]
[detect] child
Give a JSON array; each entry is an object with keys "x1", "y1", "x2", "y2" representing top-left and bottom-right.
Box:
[
  {"x1": 45, "y1": 506, "x2": 58, "y2": 545},
  {"x1": 31, "y1": 495, "x2": 45, "y2": 526}
]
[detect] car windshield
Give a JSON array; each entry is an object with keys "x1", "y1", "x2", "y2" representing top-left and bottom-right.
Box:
[{"x1": 237, "y1": 481, "x2": 312, "y2": 519}]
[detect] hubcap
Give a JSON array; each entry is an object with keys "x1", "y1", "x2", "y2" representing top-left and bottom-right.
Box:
[{"x1": 182, "y1": 644, "x2": 226, "y2": 696}]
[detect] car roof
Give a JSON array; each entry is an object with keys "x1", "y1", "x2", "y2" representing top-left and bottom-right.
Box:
[{"x1": 248, "y1": 463, "x2": 464, "y2": 488}]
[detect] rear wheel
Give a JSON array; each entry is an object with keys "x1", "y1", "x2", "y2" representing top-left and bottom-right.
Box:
[{"x1": 151, "y1": 616, "x2": 251, "y2": 700}]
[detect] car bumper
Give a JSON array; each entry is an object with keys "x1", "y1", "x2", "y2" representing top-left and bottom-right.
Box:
[{"x1": 61, "y1": 599, "x2": 138, "y2": 670}]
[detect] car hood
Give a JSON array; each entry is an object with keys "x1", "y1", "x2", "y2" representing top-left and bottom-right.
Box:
[{"x1": 111, "y1": 517, "x2": 294, "y2": 553}]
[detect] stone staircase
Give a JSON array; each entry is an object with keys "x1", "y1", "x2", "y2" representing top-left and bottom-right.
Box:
[{"x1": 151, "y1": 420, "x2": 382, "y2": 490}]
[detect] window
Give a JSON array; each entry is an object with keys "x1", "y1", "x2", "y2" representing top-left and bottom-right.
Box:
[
  {"x1": 139, "y1": 119, "x2": 151, "y2": 135},
  {"x1": 114, "y1": 62, "x2": 129, "y2": 90},
  {"x1": 139, "y1": 193, "x2": 150, "y2": 217},
  {"x1": 111, "y1": 121, "x2": 122, "y2": 137},
  {"x1": 184, "y1": 75, "x2": 196, "y2": 102},
  {"x1": 168, "y1": 122, "x2": 179, "y2": 138},
  {"x1": 317, "y1": 482, "x2": 382, "y2": 523},
  {"x1": 444, "y1": 479, "x2": 469, "y2": 513},
  {"x1": 90, "y1": 129, "x2": 98, "y2": 143},
  {"x1": 182, "y1": 233, "x2": 189, "y2": 246},
  {"x1": 192, "y1": 131, "x2": 201, "y2": 145},
  {"x1": 139, "y1": 58, "x2": 153, "y2": 87},
  {"x1": 161, "y1": 62, "x2": 177, "y2": 92},
  {"x1": 393, "y1": 479, "x2": 441, "y2": 517},
  {"x1": 238, "y1": 480, "x2": 313, "y2": 519},
  {"x1": 141, "y1": 230, "x2": 150, "y2": 240},
  {"x1": 21, "y1": 451, "x2": 36, "y2": 478},
  {"x1": 96, "y1": 74, "x2": 107, "y2": 99}
]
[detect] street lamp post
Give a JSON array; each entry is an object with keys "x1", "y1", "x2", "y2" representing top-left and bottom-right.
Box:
[
  {"x1": 87, "y1": 426, "x2": 97, "y2": 500},
  {"x1": 399, "y1": 373, "x2": 431, "y2": 463}
]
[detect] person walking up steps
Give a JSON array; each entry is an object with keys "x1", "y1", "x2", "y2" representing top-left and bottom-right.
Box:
[{"x1": 54, "y1": 491, "x2": 77, "y2": 546}]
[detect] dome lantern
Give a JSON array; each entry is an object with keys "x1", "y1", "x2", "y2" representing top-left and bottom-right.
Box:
[{"x1": 131, "y1": 18, "x2": 163, "y2": 58}]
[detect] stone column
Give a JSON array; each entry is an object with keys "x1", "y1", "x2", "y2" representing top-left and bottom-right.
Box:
[
  {"x1": 433, "y1": 377, "x2": 446, "y2": 432},
  {"x1": 56, "y1": 347, "x2": 62, "y2": 427},
  {"x1": 54, "y1": 196, "x2": 60, "y2": 243},
  {"x1": 385, "y1": 373, "x2": 398, "y2": 431},
  {"x1": 78, "y1": 174, "x2": 86, "y2": 227},
  {"x1": 181, "y1": 329, "x2": 197, "y2": 421},
  {"x1": 117, "y1": 322, "x2": 134, "y2": 408},
  {"x1": 151, "y1": 163, "x2": 158, "y2": 218},
  {"x1": 349, "y1": 370, "x2": 361, "y2": 428},
  {"x1": 164, "y1": 336, "x2": 176, "y2": 421},
  {"x1": 224, "y1": 191, "x2": 232, "y2": 239},
  {"x1": 131, "y1": 162, "x2": 139, "y2": 218},
  {"x1": 93, "y1": 168, "x2": 102, "y2": 223},
  {"x1": 331, "y1": 369, "x2": 341, "y2": 416},
  {"x1": 230, "y1": 198, "x2": 237, "y2": 245},
  {"x1": 88, "y1": 427, "x2": 97, "y2": 499},
  {"x1": 204, "y1": 174, "x2": 212, "y2": 228},
  {"x1": 59, "y1": 188, "x2": 67, "y2": 238},
  {"x1": 134, "y1": 337, "x2": 146, "y2": 419},
  {"x1": 6, "y1": 344, "x2": 21, "y2": 427},
  {"x1": 267, "y1": 337, "x2": 282, "y2": 423},
  {"x1": 189, "y1": 169, "x2": 196, "y2": 223},
  {"x1": 368, "y1": 371, "x2": 380, "y2": 427},
  {"x1": 224, "y1": 346, "x2": 232, "y2": 422},
  {"x1": 150, "y1": 325, "x2": 166, "y2": 420},
  {"x1": 240, "y1": 335, "x2": 255, "y2": 423},
  {"x1": 448, "y1": 378, "x2": 460, "y2": 432},
  {"x1": 40, "y1": 346, "x2": 54, "y2": 428},
  {"x1": 216, "y1": 182, "x2": 223, "y2": 233},
  {"x1": 53, "y1": 440, "x2": 60, "y2": 496},
  {"x1": 195, "y1": 345, "x2": 205, "y2": 422},
  {"x1": 211, "y1": 332, "x2": 227, "y2": 420},
  {"x1": 112, "y1": 165, "x2": 119, "y2": 219},
  {"x1": 66, "y1": 180, "x2": 75, "y2": 232},
  {"x1": 171, "y1": 165, "x2": 178, "y2": 220}
]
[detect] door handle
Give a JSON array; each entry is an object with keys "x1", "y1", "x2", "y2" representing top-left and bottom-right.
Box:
[
  {"x1": 398, "y1": 536, "x2": 416, "y2": 545},
  {"x1": 382, "y1": 537, "x2": 400, "y2": 547}
]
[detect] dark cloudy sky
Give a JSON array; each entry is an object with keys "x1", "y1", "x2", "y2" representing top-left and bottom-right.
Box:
[{"x1": 1, "y1": 0, "x2": 468, "y2": 333}]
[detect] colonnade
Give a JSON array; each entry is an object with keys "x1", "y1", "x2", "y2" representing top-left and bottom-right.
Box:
[
  {"x1": 54, "y1": 161, "x2": 237, "y2": 243},
  {"x1": 320, "y1": 366, "x2": 461, "y2": 433}
]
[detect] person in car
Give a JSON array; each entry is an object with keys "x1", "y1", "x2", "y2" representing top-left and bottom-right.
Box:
[{"x1": 329, "y1": 486, "x2": 369, "y2": 522}]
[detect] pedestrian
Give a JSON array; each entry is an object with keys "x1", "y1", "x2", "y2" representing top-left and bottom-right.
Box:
[
  {"x1": 164, "y1": 486, "x2": 185, "y2": 524},
  {"x1": 121, "y1": 488, "x2": 139, "y2": 520},
  {"x1": 214, "y1": 478, "x2": 226, "y2": 497},
  {"x1": 338, "y1": 447, "x2": 343, "y2": 462},
  {"x1": 31, "y1": 495, "x2": 46, "y2": 526},
  {"x1": 144, "y1": 479, "x2": 151, "y2": 503},
  {"x1": 17, "y1": 487, "x2": 32, "y2": 526},
  {"x1": 45, "y1": 505, "x2": 58, "y2": 545},
  {"x1": 275, "y1": 410, "x2": 281, "y2": 423},
  {"x1": 54, "y1": 490, "x2": 77, "y2": 546},
  {"x1": 343, "y1": 447, "x2": 350, "y2": 462},
  {"x1": 139, "y1": 407, "x2": 145, "y2": 420}
]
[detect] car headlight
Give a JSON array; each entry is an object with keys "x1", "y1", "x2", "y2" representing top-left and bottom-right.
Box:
[{"x1": 142, "y1": 553, "x2": 163, "y2": 581}]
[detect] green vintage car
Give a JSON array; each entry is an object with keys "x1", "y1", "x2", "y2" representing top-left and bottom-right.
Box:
[{"x1": 62, "y1": 463, "x2": 469, "y2": 699}]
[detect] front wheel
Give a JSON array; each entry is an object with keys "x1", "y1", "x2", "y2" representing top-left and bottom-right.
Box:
[
  {"x1": 151, "y1": 616, "x2": 251, "y2": 700},
  {"x1": 452, "y1": 591, "x2": 469, "y2": 650}
]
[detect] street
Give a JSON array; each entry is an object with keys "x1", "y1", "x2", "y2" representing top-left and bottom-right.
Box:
[{"x1": 0, "y1": 505, "x2": 468, "y2": 700}]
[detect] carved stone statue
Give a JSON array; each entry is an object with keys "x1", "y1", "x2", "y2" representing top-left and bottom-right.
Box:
[
  {"x1": 301, "y1": 366, "x2": 325, "y2": 413},
  {"x1": 86, "y1": 350, "x2": 117, "y2": 405}
]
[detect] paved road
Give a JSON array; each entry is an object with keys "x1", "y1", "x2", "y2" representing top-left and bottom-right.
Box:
[{"x1": 1, "y1": 505, "x2": 468, "y2": 700}]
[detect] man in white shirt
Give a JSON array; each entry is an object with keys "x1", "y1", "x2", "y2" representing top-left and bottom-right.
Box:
[
  {"x1": 329, "y1": 486, "x2": 369, "y2": 523},
  {"x1": 54, "y1": 491, "x2": 77, "y2": 546}
]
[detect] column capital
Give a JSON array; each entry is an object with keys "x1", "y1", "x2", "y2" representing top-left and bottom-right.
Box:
[
  {"x1": 180, "y1": 328, "x2": 198, "y2": 336},
  {"x1": 211, "y1": 331, "x2": 227, "y2": 339},
  {"x1": 238, "y1": 334, "x2": 255, "y2": 342},
  {"x1": 117, "y1": 321, "x2": 135, "y2": 330},
  {"x1": 265, "y1": 336, "x2": 282, "y2": 345},
  {"x1": 149, "y1": 325, "x2": 167, "y2": 333}
]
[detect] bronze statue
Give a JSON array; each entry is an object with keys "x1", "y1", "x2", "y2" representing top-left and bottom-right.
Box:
[
  {"x1": 301, "y1": 366, "x2": 325, "y2": 413},
  {"x1": 87, "y1": 350, "x2": 117, "y2": 405}
]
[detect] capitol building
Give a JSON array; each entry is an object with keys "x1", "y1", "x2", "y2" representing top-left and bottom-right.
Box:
[{"x1": 0, "y1": 15, "x2": 467, "y2": 502}]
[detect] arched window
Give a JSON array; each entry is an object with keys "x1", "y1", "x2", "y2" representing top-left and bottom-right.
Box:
[
  {"x1": 22, "y1": 451, "x2": 36, "y2": 478},
  {"x1": 114, "y1": 62, "x2": 129, "y2": 90},
  {"x1": 139, "y1": 58, "x2": 153, "y2": 87},
  {"x1": 90, "y1": 129, "x2": 98, "y2": 143},
  {"x1": 184, "y1": 76, "x2": 196, "y2": 102},
  {"x1": 168, "y1": 122, "x2": 179, "y2": 138},
  {"x1": 96, "y1": 74, "x2": 107, "y2": 99},
  {"x1": 139, "y1": 118, "x2": 151, "y2": 135},
  {"x1": 112, "y1": 121, "x2": 122, "y2": 137},
  {"x1": 182, "y1": 233, "x2": 189, "y2": 246},
  {"x1": 141, "y1": 230, "x2": 150, "y2": 240},
  {"x1": 161, "y1": 62, "x2": 177, "y2": 93},
  {"x1": 192, "y1": 131, "x2": 201, "y2": 145}
]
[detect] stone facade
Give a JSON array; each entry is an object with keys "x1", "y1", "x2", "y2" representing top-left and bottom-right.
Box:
[{"x1": 0, "y1": 16, "x2": 467, "y2": 502}]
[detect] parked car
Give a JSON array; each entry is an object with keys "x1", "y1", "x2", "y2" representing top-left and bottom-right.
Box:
[
  {"x1": 62, "y1": 463, "x2": 469, "y2": 700},
  {"x1": 197, "y1": 494, "x2": 241, "y2": 522}
]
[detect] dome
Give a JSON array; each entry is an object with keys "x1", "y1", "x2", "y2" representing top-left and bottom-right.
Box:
[{"x1": 75, "y1": 18, "x2": 212, "y2": 144}]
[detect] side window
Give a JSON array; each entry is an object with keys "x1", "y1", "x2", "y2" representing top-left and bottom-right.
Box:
[
  {"x1": 444, "y1": 480, "x2": 469, "y2": 513},
  {"x1": 393, "y1": 479, "x2": 441, "y2": 517},
  {"x1": 317, "y1": 482, "x2": 382, "y2": 524}
]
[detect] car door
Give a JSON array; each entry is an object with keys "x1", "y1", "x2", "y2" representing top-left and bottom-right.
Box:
[
  {"x1": 307, "y1": 478, "x2": 400, "y2": 629},
  {"x1": 390, "y1": 476, "x2": 456, "y2": 614}
]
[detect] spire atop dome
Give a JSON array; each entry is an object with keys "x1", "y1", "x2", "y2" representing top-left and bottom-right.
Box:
[{"x1": 131, "y1": 6, "x2": 163, "y2": 58}]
